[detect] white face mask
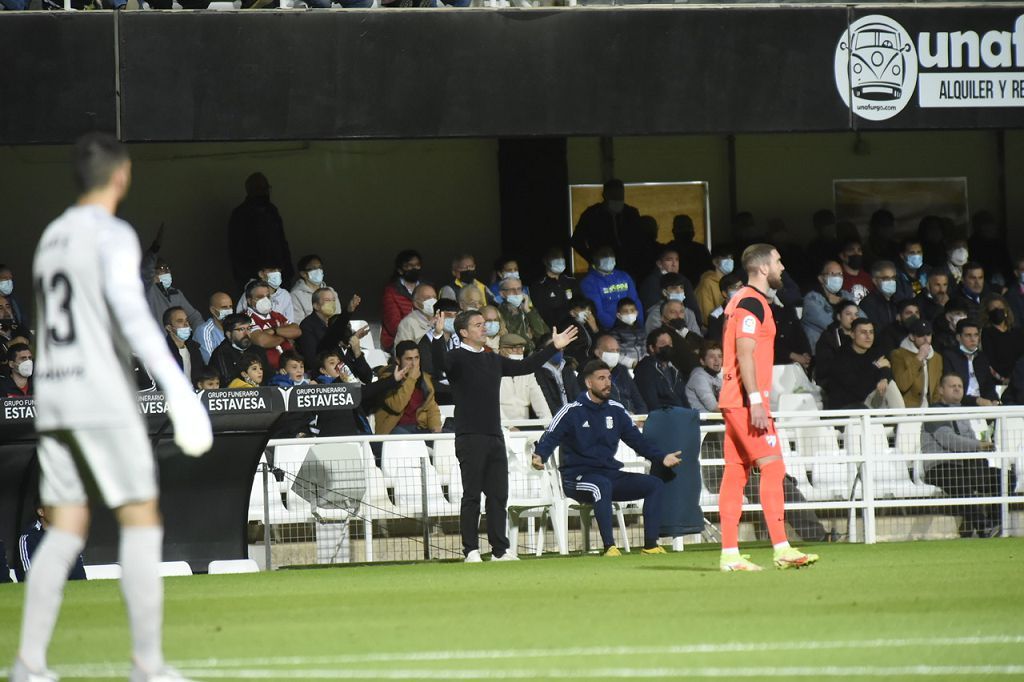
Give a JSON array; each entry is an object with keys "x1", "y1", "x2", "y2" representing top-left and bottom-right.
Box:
[
  {"x1": 507, "y1": 353, "x2": 524, "y2": 361},
  {"x1": 501, "y1": 270, "x2": 520, "y2": 281},
  {"x1": 548, "y1": 259, "x2": 566, "y2": 275},
  {"x1": 0, "y1": 279, "x2": 13, "y2": 296},
  {"x1": 601, "y1": 351, "x2": 620, "y2": 368},
  {"x1": 254, "y1": 297, "x2": 273, "y2": 315},
  {"x1": 421, "y1": 297, "x2": 437, "y2": 316},
  {"x1": 266, "y1": 271, "x2": 283, "y2": 289},
  {"x1": 597, "y1": 257, "x2": 616, "y2": 273},
  {"x1": 307, "y1": 268, "x2": 324, "y2": 285},
  {"x1": 950, "y1": 248, "x2": 969, "y2": 267},
  {"x1": 217, "y1": 307, "x2": 232, "y2": 320},
  {"x1": 618, "y1": 313, "x2": 638, "y2": 326},
  {"x1": 16, "y1": 359, "x2": 32, "y2": 378},
  {"x1": 158, "y1": 273, "x2": 173, "y2": 289}
]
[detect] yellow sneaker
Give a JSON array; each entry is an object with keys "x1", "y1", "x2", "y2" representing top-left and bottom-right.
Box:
[
  {"x1": 720, "y1": 553, "x2": 763, "y2": 572},
  {"x1": 603, "y1": 546, "x2": 622, "y2": 557},
  {"x1": 773, "y1": 546, "x2": 819, "y2": 570},
  {"x1": 640, "y1": 546, "x2": 667, "y2": 555}
]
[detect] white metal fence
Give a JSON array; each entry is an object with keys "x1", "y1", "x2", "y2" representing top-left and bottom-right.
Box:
[{"x1": 249, "y1": 406, "x2": 1024, "y2": 569}]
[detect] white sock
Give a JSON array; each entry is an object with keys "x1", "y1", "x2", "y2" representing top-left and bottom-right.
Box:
[
  {"x1": 721, "y1": 547, "x2": 740, "y2": 556},
  {"x1": 773, "y1": 541, "x2": 791, "y2": 551},
  {"x1": 119, "y1": 526, "x2": 165, "y2": 672},
  {"x1": 18, "y1": 528, "x2": 86, "y2": 672}
]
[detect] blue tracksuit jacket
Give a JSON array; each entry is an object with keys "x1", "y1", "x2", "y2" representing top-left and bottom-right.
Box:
[{"x1": 534, "y1": 391, "x2": 665, "y2": 475}]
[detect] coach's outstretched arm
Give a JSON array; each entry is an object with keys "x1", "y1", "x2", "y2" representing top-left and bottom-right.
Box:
[
  {"x1": 500, "y1": 325, "x2": 578, "y2": 378},
  {"x1": 99, "y1": 224, "x2": 213, "y2": 456}
]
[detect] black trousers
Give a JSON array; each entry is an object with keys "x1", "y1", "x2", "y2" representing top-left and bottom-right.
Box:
[
  {"x1": 924, "y1": 460, "x2": 1009, "y2": 533},
  {"x1": 455, "y1": 434, "x2": 509, "y2": 557}
]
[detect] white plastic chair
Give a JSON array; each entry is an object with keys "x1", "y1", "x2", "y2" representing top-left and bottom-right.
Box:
[
  {"x1": 847, "y1": 423, "x2": 938, "y2": 498},
  {"x1": 996, "y1": 417, "x2": 1024, "y2": 494},
  {"x1": 505, "y1": 440, "x2": 561, "y2": 557},
  {"x1": 349, "y1": 320, "x2": 375, "y2": 352},
  {"x1": 208, "y1": 559, "x2": 259, "y2": 575},
  {"x1": 159, "y1": 561, "x2": 193, "y2": 577},
  {"x1": 795, "y1": 425, "x2": 853, "y2": 501},
  {"x1": 433, "y1": 439, "x2": 458, "y2": 485},
  {"x1": 380, "y1": 440, "x2": 431, "y2": 481},
  {"x1": 84, "y1": 564, "x2": 121, "y2": 580}
]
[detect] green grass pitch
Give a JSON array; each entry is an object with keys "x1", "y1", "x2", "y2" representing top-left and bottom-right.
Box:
[{"x1": 2, "y1": 539, "x2": 1022, "y2": 680}]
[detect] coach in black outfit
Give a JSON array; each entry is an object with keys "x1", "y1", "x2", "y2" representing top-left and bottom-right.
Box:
[{"x1": 431, "y1": 309, "x2": 577, "y2": 562}]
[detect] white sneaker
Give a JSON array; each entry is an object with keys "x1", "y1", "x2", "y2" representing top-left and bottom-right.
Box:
[
  {"x1": 464, "y1": 550, "x2": 483, "y2": 563},
  {"x1": 9, "y1": 659, "x2": 59, "y2": 682},
  {"x1": 130, "y1": 665, "x2": 198, "y2": 682},
  {"x1": 491, "y1": 551, "x2": 519, "y2": 561}
]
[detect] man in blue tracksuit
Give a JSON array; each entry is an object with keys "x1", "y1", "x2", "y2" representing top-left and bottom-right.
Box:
[{"x1": 532, "y1": 359, "x2": 682, "y2": 555}]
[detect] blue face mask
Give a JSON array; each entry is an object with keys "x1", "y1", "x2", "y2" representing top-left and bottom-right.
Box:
[
  {"x1": 484, "y1": 320, "x2": 500, "y2": 337},
  {"x1": 158, "y1": 273, "x2": 173, "y2": 289},
  {"x1": 175, "y1": 326, "x2": 192, "y2": 341},
  {"x1": 905, "y1": 254, "x2": 924, "y2": 270},
  {"x1": 548, "y1": 259, "x2": 566, "y2": 275},
  {"x1": 667, "y1": 291, "x2": 686, "y2": 302},
  {"x1": 266, "y1": 271, "x2": 283, "y2": 289},
  {"x1": 824, "y1": 275, "x2": 844, "y2": 294},
  {"x1": 505, "y1": 294, "x2": 524, "y2": 308},
  {"x1": 597, "y1": 258, "x2": 616, "y2": 273},
  {"x1": 719, "y1": 258, "x2": 735, "y2": 275},
  {"x1": 443, "y1": 317, "x2": 455, "y2": 334},
  {"x1": 880, "y1": 280, "x2": 898, "y2": 297}
]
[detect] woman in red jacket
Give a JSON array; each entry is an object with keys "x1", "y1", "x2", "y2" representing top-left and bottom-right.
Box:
[{"x1": 380, "y1": 249, "x2": 425, "y2": 352}]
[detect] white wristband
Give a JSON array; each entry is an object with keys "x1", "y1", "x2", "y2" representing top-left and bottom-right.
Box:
[{"x1": 747, "y1": 391, "x2": 763, "y2": 405}]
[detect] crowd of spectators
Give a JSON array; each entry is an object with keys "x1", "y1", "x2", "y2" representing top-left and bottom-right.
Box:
[{"x1": 3, "y1": 176, "x2": 1024, "y2": 472}]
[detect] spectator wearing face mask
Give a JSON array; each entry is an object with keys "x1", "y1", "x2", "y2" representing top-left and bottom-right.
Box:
[
  {"x1": 488, "y1": 257, "x2": 531, "y2": 305},
  {"x1": 0, "y1": 264, "x2": 29, "y2": 329},
  {"x1": 298, "y1": 288, "x2": 349, "y2": 369},
  {"x1": 859, "y1": 260, "x2": 902, "y2": 333},
  {"x1": 290, "y1": 254, "x2": 339, "y2": 323},
  {"x1": 610, "y1": 298, "x2": 646, "y2": 369},
  {"x1": 480, "y1": 305, "x2": 507, "y2": 352},
  {"x1": 581, "y1": 333, "x2": 646, "y2": 415},
  {"x1": 876, "y1": 299, "x2": 923, "y2": 357},
  {"x1": 532, "y1": 248, "x2": 583, "y2": 329},
  {"x1": 944, "y1": 240, "x2": 970, "y2": 285},
  {"x1": 570, "y1": 179, "x2": 643, "y2": 280},
  {"x1": 551, "y1": 299, "x2": 597, "y2": 369},
  {"x1": 580, "y1": 247, "x2": 642, "y2": 330},
  {"x1": 705, "y1": 274, "x2": 744, "y2": 344},
  {"x1": 244, "y1": 280, "x2": 301, "y2": 371},
  {"x1": 802, "y1": 260, "x2": 853, "y2": 350},
  {"x1": 0, "y1": 296, "x2": 30, "y2": 356},
  {"x1": 838, "y1": 239, "x2": 874, "y2": 304},
  {"x1": 645, "y1": 274, "x2": 701, "y2": 336},
  {"x1": 418, "y1": 298, "x2": 461, "y2": 404},
  {"x1": 916, "y1": 270, "x2": 951, "y2": 327},
  {"x1": 162, "y1": 306, "x2": 205, "y2": 385},
  {"x1": 497, "y1": 277, "x2": 549, "y2": 354},
  {"x1": 695, "y1": 246, "x2": 736, "y2": 325},
  {"x1": 438, "y1": 253, "x2": 495, "y2": 307},
  {"x1": 980, "y1": 295, "x2": 1024, "y2": 384},
  {"x1": 941, "y1": 319, "x2": 1000, "y2": 407},
  {"x1": 0, "y1": 343, "x2": 32, "y2": 397},
  {"x1": 380, "y1": 249, "x2": 425, "y2": 353},
  {"x1": 396, "y1": 284, "x2": 438, "y2": 347},
  {"x1": 895, "y1": 238, "x2": 930, "y2": 300},
  {"x1": 950, "y1": 262, "x2": 989, "y2": 321},
  {"x1": 638, "y1": 245, "x2": 702, "y2": 325},
  {"x1": 634, "y1": 329, "x2": 689, "y2": 410},
  {"x1": 141, "y1": 226, "x2": 204, "y2": 331},
  {"x1": 196, "y1": 292, "x2": 234, "y2": 364},
  {"x1": 209, "y1": 314, "x2": 269, "y2": 386},
  {"x1": 535, "y1": 349, "x2": 580, "y2": 416},
  {"x1": 497, "y1": 334, "x2": 552, "y2": 421},
  {"x1": 235, "y1": 263, "x2": 295, "y2": 323}
]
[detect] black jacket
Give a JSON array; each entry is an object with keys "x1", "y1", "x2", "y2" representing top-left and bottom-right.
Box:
[
  {"x1": 209, "y1": 340, "x2": 270, "y2": 386},
  {"x1": 859, "y1": 292, "x2": 899, "y2": 332},
  {"x1": 941, "y1": 347, "x2": 999, "y2": 406},
  {"x1": 822, "y1": 345, "x2": 893, "y2": 410},
  {"x1": 634, "y1": 355, "x2": 688, "y2": 410},
  {"x1": 535, "y1": 361, "x2": 581, "y2": 416},
  {"x1": 532, "y1": 274, "x2": 583, "y2": 329},
  {"x1": 165, "y1": 335, "x2": 206, "y2": 385}
]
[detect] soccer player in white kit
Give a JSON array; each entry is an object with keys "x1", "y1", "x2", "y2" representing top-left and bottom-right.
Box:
[{"x1": 10, "y1": 133, "x2": 213, "y2": 682}]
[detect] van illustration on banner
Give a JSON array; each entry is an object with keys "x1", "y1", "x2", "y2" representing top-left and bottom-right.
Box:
[{"x1": 835, "y1": 15, "x2": 918, "y2": 121}]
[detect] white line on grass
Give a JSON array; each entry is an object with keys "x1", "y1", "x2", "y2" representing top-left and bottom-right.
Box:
[
  {"x1": 69, "y1": 664, "x2": 1024, "y2": 679},
  {"x1": 15, "y1": 634, "x2": 1020, "y2": 679}
]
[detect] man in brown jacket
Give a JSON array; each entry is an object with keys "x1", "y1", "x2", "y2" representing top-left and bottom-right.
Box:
[
  {"x1": 890, "y1": 319, "x2": 942, "y2": 407},
  {"x1": 374, "y1": 340, "x2": 443, "y2": 435}
]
